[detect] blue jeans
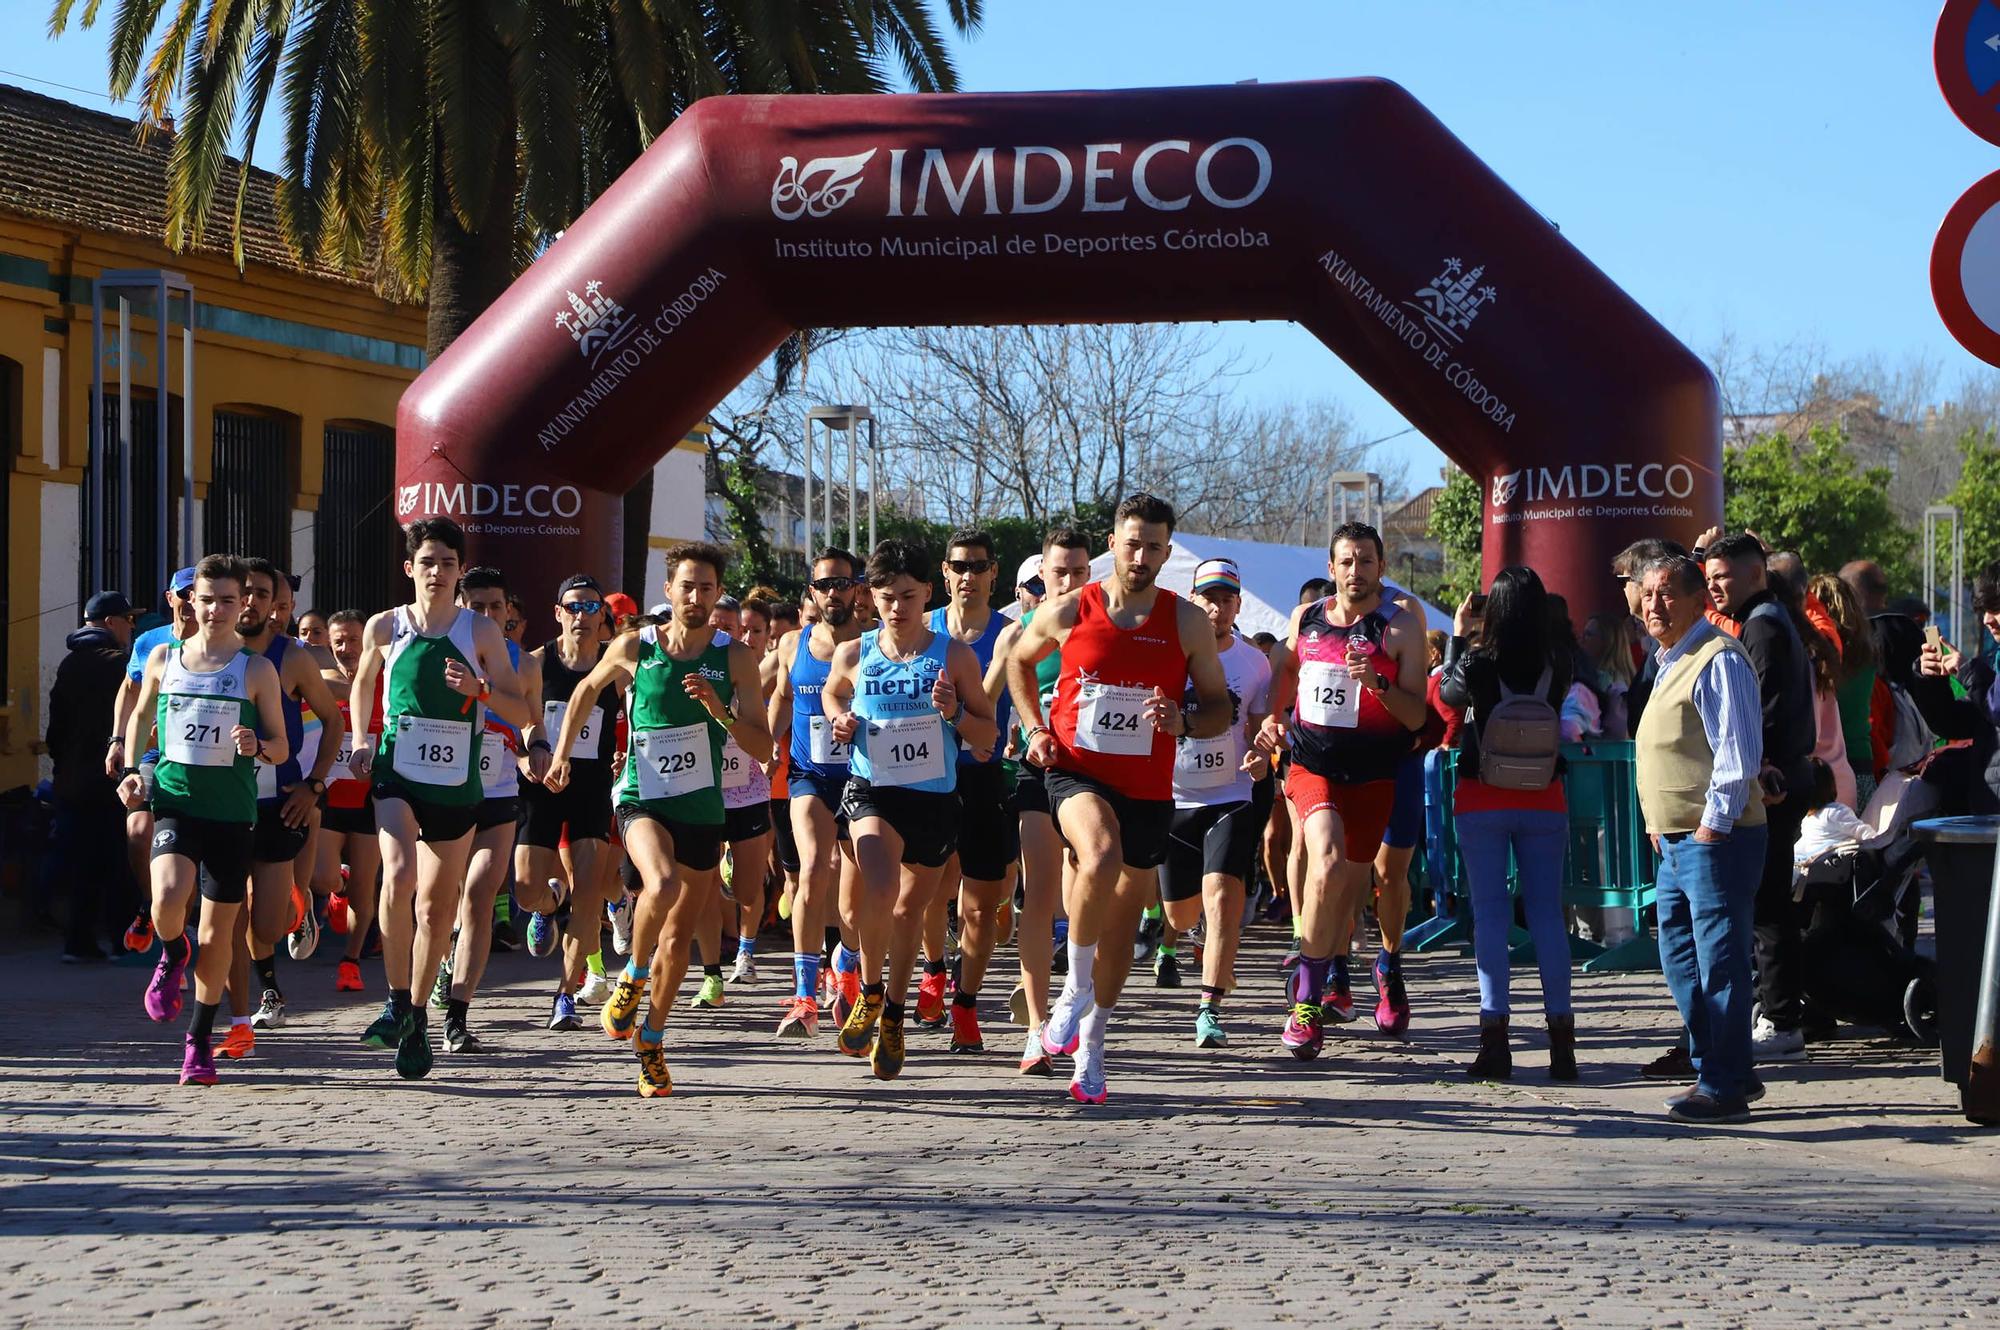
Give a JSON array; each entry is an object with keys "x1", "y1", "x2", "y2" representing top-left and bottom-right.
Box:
[
  {"x1": 1654, "y1": 826, "x2": 1768, "y2": 1102},
  {"x1": 1456, "y1": 807, "x2": 1571, "y2": 1019}
]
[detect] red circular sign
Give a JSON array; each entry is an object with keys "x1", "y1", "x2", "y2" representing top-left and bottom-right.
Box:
[
  {"x1": 1932, "y1": 169, "x2": 2000, "y2": 365},
  {"x1": 1937, "y1": 0, "x2": 2000, "y2": 145}
]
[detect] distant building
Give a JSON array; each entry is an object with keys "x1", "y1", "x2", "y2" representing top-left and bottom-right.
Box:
[{"x1": 1382, "y1": 484, "x2": 1444, "y2": 585}]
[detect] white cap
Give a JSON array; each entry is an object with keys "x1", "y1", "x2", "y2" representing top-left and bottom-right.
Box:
[
  {"x1": 647, "y1": 602, "x2": 672, "y2": 619},
  {"x1": 1016, "y1": 554, "x2": 1044, "y2": 586}
]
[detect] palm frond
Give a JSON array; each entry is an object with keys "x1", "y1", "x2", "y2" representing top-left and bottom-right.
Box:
[
  {"x1": 228, "y1": 0, "x2": 296, "y2": 269},
  {"x1": 105, "y1": 0, "x2": 170, "y2": 97},
  {"x1": 164, "y1": 0, "x2": 259, "y2": 250},
  {"x1": 427, "y1": 0, "x2": 511, "y2": 229},
  {"x1": 276, "y1": 0, "x2": 360, "y2": 256},
  {"x1": 135, "y1": 0, "x2": 203, "y2": 117}
]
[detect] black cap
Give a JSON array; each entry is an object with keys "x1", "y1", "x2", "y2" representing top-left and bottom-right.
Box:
[{"x1": 84, "y1": 591, "x2": 133, "y2": 621}]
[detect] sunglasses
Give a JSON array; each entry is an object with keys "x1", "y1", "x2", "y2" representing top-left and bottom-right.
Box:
[
  {"x1": 1022, "y1": 577, "x2": 1046, "y2": 597},
  {"x1": 946, "y1": 559, "x2": 994, "y2": 575},
  {"x1": 810, "y1": 576, "x2": 859, "y2": 592},
  {"x1": 559, "y1": 598, "x2": 605, "y2": 616},
  {"x1": 172, "y1": 587, "x2": 193, "y2": 601}
]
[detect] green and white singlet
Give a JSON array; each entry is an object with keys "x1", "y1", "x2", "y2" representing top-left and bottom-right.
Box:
[
  {"x1": 373, "y1": 606, "x2": 485, "y2": 807},
  {"x1": 153, "y1": 643, "x2": 259, "y2": 824},
  {"x1": 616, "y1": 626, "x2": 732, "y2": 827}
]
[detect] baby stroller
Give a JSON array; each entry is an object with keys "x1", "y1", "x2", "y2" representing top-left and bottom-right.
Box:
[{"x1": 1791, "y1": 832, "x2": 1937, "y2": 1045}]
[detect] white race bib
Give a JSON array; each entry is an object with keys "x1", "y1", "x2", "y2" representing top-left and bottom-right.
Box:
[
  {"x1": 163, "y1": 696, "x2": 238, "y2": 768},
  {"x1": 720, "y1": 739, "x2": 753, "y2": 790},
  {"x1": 391, "y1": 715, "x2": 473, "y2": 786},
  {"x1": 633, "y1": 723, "x2": 714, "y2": 800},
  {"x1": 808, "y1": 713, "x2": 852, "y2": 766},
  {"x1": 544, "y1": 700, "x2": 602, "y2": 760},
  {"x1": 1075, "y1": 682, "x2": 1153, "y2": 756},
  {"x1": 1176, "y1": 730, "x2": 1239, "y2": 788},
  {"x1": 257, "y1": 756, "x2": 281, "y2": 800},
  {"x1": 867, "y1": 713, "x2": 949, "y2": 787},
  {"x1": 1297, "y1": 661, "x2": 1360, "y2": 729},
  {"x1": 344, "y1": 732, "x2": 377, "y2": 779},
  {"x1": 480, "y1": 729, "x2": 515, "y2": 796}
]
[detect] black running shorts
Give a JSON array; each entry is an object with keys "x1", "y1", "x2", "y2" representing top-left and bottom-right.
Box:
[
  {"x1": 518, "y1": 767, "x2": 614, "y2": 848},
  {"x1": 1045, "y1": 767, "x2": 1173, "y2": 872},
  {"x1": 841, "y1": 778, "x2": 961, "y2": 869},
  {"x1": 253, "y1": 801, "x2": 312, "y2": 866},
  {"x1": 614, "y1": 803, "x2": 725, "y2": 873},
  {"x1": 955, "y1": 761, "x2": 1020, "y2": 882},
  {"x1": 153, "y1": 813, "x2": 254, "y2": 902}
]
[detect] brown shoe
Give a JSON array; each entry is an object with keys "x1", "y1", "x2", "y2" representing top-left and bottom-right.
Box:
[{"x1": 1640, "y1": 1044, "x2": 1694, "y2": 1079}]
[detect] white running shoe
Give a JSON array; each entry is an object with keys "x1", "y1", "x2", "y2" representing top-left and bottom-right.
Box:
[
  {"x1": 250, "y1": 988, "x2": 286, "y2": 1030},
  {"x1": 1019, "y1": 1025, "x2": 1054, "y2": 1075},
  {"x1": 577, "y1": 969, "x2": 612, "y2": 1005},
  {"x1": 728, "y1": 952, "x2": 758, "y2": 984},
  {"x1": 607, "y1": 892, "x2": 635, "y2": 957},
  {"x1": 1040, "y1": 984, "x2": 1094, "y2": 1058},
  {"x1": 1069, "y1": 1037, "x2": 1108, "y2": 1104},
  {"x1": 286, "y1": 905, "x2": 320, "y2": 961},
  {"x1": 1752, "y1": 1015, "x2": 1807, "y2": 1063},
  {"x1": 1008, "y1": 983, "x2": 1029, "y2": 1027}
]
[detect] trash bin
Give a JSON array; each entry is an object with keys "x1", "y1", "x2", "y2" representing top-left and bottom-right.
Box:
[{"x1": 1912, "y1": 816, "x2": 2000, "y2": 1126}]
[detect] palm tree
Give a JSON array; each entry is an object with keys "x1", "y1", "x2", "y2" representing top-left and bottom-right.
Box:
[{"x1": 49, "y1": 0, "x2": 984, "y2": 357}]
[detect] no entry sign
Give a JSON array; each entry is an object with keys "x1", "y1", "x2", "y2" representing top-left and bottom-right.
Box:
[
  {"x1": 1933, "y1": 169, "x2": 2000, "y2": 365},
  {"x1": 1937, "y1": 0, "x2": 2000, "y2": 145}
]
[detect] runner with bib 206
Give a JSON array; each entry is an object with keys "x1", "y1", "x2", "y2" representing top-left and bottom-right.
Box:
[
  {"x1": 345, "y1": 518, "x2": 532, "y2": 1080},
  {"x1": 118, "y1": 555, "x2": 290, "y2": 1086},
  {"x1": 1006, "y1": 494, "x2": 1231, "y2": 1105},
  {"x1": 822, "y1": 539, "x2": 997, "y2": 1080},
  {"x1": 1257, "y1": 522, "x2": 1428, "y2": 1060},
  {"x1": 548, "y1": 542, "x2": 772, "y2": 1097}
]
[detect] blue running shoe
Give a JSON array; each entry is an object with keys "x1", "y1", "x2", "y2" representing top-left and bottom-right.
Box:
[{"x1": 547, "y1": 992, "x2": 582, "y2": 1031}]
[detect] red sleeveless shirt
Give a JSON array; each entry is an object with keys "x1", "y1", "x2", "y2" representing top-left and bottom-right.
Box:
[{"x1": 1048, "y1": 583, "x2": 1188, "y2": 800}]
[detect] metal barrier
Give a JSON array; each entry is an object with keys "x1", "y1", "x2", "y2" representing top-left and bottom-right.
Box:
[{"x1": 1404, "y1": 742, "x2": 1660, "y2": 972}]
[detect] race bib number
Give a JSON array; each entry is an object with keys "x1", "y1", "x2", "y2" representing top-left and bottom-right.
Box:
[
  {"x1": 720, "y1": 739, "x2": 753, "y2": 790},
  {"x1": 634, "y1": 723, "x2": 714, "y2": 801},
  {"x1": 164, "y1": 696, "x2": 238, "y2": 768},
  {"x1": 480, "y1": 729, "x2": 514, "y2": 796},
  {"x1": 1075, "y1": 683, "x2": 1153, "y2": 756},
  {"x1": 808, "y1": 713, "x2": 852, "y2": 766},
  {"x1": 1297, "y1": 661, "x2": 1359, "y2": 729},
  {"x1": 868, "y1": 713, "x2": 949, "y2": 787},
  {"x1": 1176, "y1": 730, "x2": 1239, "y2": 788},
  {"x1": 391, "y1": 715, "x2": 472, "y2": 786},
  {"x1": 342, "y1": 732, "x2": 377, "y2": 778},
  {"x1": 544, "y1": 701, "x2": 602, "y2": 760}
]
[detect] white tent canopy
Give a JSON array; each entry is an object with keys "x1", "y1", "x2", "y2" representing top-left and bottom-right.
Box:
[{"x1": 1067, "y1": 531, "x2": 1452, "y2": 638}]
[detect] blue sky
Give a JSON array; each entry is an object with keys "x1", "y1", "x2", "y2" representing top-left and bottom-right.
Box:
[{"x1": 2, "y1": 0, "x2": 1992, "y2": 486}]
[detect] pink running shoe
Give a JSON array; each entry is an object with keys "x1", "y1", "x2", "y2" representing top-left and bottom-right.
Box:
[
  {"x1": 145, "y1": 946, "x2": 186, "y2": 1023},
  {"x1": 1040, "y1": 985, "x2": 1092, "y2": 1057},
  {"x1": 180, "y1": 1034, "x2": 218, "y2": 1086},
  {"x1": 1320, "y1": 983, "x2": 1358, "y2": 1025},
  {"x1": 1284, "y1": 963, "x2": 1325, "y2": 1059},
  {"x1": 1373, "y1": 956, "x2": 1411, "y2": 1037}
]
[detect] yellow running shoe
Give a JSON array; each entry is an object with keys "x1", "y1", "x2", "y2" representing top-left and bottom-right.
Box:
[
  {"x1": 635, "y1": 1035, "x2": 673, "y2": 1098},
  {"x1": 602, "y1": 972, "x2": 645, "y2": 1041},
  {"x1": 837, "y1": 989, "x2": 884, "y2": 1058},
  {"x1": 870, "y1": 1018, "x2": 906, "y2": 1080}
]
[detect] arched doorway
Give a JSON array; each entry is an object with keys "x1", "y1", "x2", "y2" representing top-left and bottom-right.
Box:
[{"x1": 397, "y1": 79, "x2": 1718, "y2": 616}]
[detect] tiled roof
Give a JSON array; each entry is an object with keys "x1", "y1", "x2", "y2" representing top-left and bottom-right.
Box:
[
  {"x1": 0, "y1": 82, "x2": 365, "y2": 285},
  {"x1": 1385, "y1": 485, "x2": 1443, "y2": 532}
]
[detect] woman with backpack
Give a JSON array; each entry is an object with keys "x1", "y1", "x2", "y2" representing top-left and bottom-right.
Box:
[{"x1": 1438, "y1": 566, "x2": 1578, "y2": 1082}]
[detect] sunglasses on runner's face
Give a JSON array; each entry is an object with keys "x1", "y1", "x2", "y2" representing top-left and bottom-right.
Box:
[
  {"x1": 1023, "y1": 577, "x2": 1046, "y2": 597},
  {"x1": 946, "y1": 559, "x2": 994, "y2": 575},
  {"x1": 560, "y1": 598, "x2": 605, "y2": 616},
  {"x1": 810, "y1": 576, "x2": 858, "y2": 592}
]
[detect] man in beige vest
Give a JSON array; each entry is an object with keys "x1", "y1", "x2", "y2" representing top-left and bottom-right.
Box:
[{"x1": 1635, "y1": 555, "x2": 1769, "y2": 1124}]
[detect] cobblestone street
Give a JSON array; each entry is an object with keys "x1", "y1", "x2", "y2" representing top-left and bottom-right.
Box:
[{"x1": 2, "y1": 928, "x2": 1996, "y2": 1329}]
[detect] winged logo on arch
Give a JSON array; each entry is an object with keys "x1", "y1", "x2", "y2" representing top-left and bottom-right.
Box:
[
  {"x1": 771, "y1": 149, "x2": 878, "y2": 220},
  {"x1": 1491, "y1": 470, "x2": 1524, "y2": 506}
]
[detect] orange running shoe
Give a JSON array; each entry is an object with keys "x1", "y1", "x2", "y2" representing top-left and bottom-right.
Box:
[
  {"x1": 776, "y1": 996, "x2": 819, "y2": 1039},
  {"x1": 217, "y1": 1024, "x2": 256, "y2": 1059},
  {"x1": 336, "y1": 959, "x2": 364, "y2": 992},
  {"x1": 287, "y1": 884, "x2": 308, "y2": 935},
  {"x1": 949, "y1": 1000, "x2": 984, "y2": 1054},
  {"x1": 915, "y1": 968, "x2": 949, "y2": 1026},
  {"x1": 122, "y1": 911, "x2": 155, "y2": 954},
  {"x1": 326, "y1": 893, "x2": 351, "y2": 935}
]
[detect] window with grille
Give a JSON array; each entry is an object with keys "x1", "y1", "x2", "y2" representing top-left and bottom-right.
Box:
[
  {"x1": 314, "y1": 423, "x2": 401, "y2": 616},
  {"x1": 205, "y1": 410, "x2": 294, "y2": 566},
  {"x1": 84, "y1": 391, "x2": 185, "y2": 610}
]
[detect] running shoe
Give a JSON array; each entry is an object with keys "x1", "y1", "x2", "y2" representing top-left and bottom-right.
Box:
[
  {"x1": 214, "y1": 1023, "x2": 253, "y2": 1059},
  {"x1": 1282, "y1": 1002, "x2": 1324, "y2": 1060},
  {"x1": 360, "y1": 998, "x2": 409, "y2": 1049},
  {"x1": 602, "y1": 972, "x2": 644, "y2": 1040},
  {"x1": 776, "y1": 996, "x2": 819, "y2": 1039},
  {"x1": 635, "y1": 1035, "x2": 673, "y2": 1098},
  {"x1": 396, "y1": 1011, "x2": 433, "y2": 1079},
  {"x1": 1154, "y1": 951, "x2": 1183, "y2": 988},
  {"x1": 250, "y1": 989, "x2": 286, "y2": 1030},
  {"x1": 838, "y1": 990, "x2": 885, "y2": 1057},
  {"x1": 526, "y1": 879, "x2": 567, "y2": 959},
  {"x1": 1041, "y1": 985, "x2": 1092, "y2": 1058},
  {"x1": 1008, "y1": 984, "x2": 1029, "y2": 1027},
  {"x1": 144, "y1": 947, "x2": 186, "y2": 1022},
  {"x1": 1069, "y1": 1040, "x2": 1108, "y2": 1105},
  {"x1": 335, "y1": 958, "x2": 364, "y2": 992},
  {"x1": 728, "y1": 952, "x2": 758, "y2": 985},
  {"x1": 1280, "y1": 937, "x2": 1302, "y2": 971},
  {"x1": 870, "y1": 1018, "x2": 907, "y2": 1080},
  {"x1": 490, "y1": 918, "x2": 518, "y2": 953},
  {"x1": 949, "y1": 1002, "x2": 984, "y2": 1054},
  {"x1": 123, "y1": 911, "x2": 156, "y2": 954},
  {"x1": 1019, "y1": 1026, "x2": 1055, "y2": 1076},
  {"x1": 578, "y1": 969, "x2": 612, "y2": 1006},
  {"x1": 1373, "y1": 956, "x2": 1411, "y2": 1037},
  {"x1": 915, "y1": 969, "x2": 950, "y2": 1026},
  {"x1": 287, "y1": 883, "x2": 308, "y2": 936},
  {"x1": 180, "y1": 1034, "x2": 218, "y2": 1086},
  {"x1": 443, "y1": 1016, "x2": 483, "y2": 1054},
  {"x1": 1195, "y1": 1007, "x2": 1228, "y2": 1049},
  {"x1": 1133, "y1": 914, "x2": 1163, "y2": 963},
  {"x1": 818, "y1": 966, "x2": 840, "y2": 1013},
  {"x1": 777, "y1": 889, "x2": 793, "y2": 921},
  {"x1": 694, "y1": 974, "x2": 726, "y2": 1009},
  {"x1": 607, "y1": 893, "x2": 635, "y2": 957},
  {"x1": 326, "y1": 892, "x2": 351, "y2": 935},
  {"x1": 1321, "y1": 980, "x2": 1358, "y2": 1025},
  {"x1": 832, "y1": 968, "x2": 862, "y2": 1029},
  {"x1": 287, "y1": 902, "x2": 321, "y2": 961},
  {"x1": 548, "y1": 992, "x2": 582, "y2": 1031},
  {"x1": 430, "y1": 955, "x2": 454, "y2": 1010}
]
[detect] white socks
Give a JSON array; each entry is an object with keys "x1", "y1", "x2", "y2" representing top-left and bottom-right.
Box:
[
  {"x1": 1067, "y1": 939, "x2": 1098, "y2": 994},
  {"x1": 1079, "y1": 1001, "x2": 1110, "y2": 1052}
]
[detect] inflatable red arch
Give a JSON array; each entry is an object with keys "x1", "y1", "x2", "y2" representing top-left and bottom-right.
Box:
[{"x1": 395, "y1": 78, "x2": 1719, "y2": 620}]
